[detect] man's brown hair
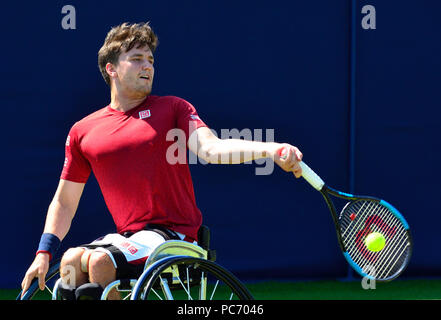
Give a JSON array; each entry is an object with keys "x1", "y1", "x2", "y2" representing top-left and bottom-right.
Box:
[{"x1": 98, "y1": 22, "x2": 158, "y2": 86}]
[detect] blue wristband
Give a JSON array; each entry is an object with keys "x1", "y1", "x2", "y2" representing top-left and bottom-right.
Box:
[{"x1": 37, "y1": 233, "x2": 61, "y2": 260}]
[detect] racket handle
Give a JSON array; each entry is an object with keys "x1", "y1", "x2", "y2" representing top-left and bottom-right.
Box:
[
  {"x1": 299, "y1": 162, "x2": 325, "y2": 191},
  {"x1": 278, "y1": 147, "x2": 325, "y2": 191}
]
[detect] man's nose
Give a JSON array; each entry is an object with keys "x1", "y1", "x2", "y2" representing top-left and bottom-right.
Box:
[{"x1": 142, "y1": 61, "x2": 153, "y2": 70}]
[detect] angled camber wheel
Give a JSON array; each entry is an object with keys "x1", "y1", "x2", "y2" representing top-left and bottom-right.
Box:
[{"x1": 131, "y1": 255, "x2": 254, "y2": 300}]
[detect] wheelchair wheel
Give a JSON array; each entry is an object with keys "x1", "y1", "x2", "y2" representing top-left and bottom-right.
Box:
[
  {"x1": 131, "y1": 255, "x2": 253, "y2": 300},
  {"x1": 17, "y1": 259, "x2": 61, "y2": 300}
]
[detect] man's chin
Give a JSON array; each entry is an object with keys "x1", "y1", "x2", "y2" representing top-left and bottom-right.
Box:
[
  {"x1": 142, "y1": 84, "x2": 153, "y2": 95},
  {"x1": 134, "y1": 86, "x2": 152, "y2": 97}
]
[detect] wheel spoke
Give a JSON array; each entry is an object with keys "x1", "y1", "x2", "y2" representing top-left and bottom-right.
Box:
[
  {"x1": 199, "y1": 271, "x2": 207, "y2": 300},
  {"x1": 186, "y1": 266, "x2": 191, "y2": 300},
  {"x1": 150, "y1": 287, "x2": 163, "y2": 300},
  {"x1": 171, "y1": 266, "x2": 193, "y2": 300},
  {"x1": 210, "y1": 280, "x2": 219, "y2": 300},
  {"x1": 159, "y1": 276, "x2": 174, "y2": 300},
  {"x1": 45, "y1": 285, "x2": 53, "y2": 296}
]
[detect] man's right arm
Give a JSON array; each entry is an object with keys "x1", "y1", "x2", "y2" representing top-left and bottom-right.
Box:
[
  {"x1": 43, "y1": 179, "x2": 85, "y2": 240},
  {"x1": 21, "y1": 179, "x2": 85, "y2": 295}
]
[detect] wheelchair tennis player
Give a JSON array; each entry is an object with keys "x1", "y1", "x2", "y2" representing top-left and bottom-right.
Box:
[{"x1": 21, "y1": 22, "x2": 303, "y2": 300}]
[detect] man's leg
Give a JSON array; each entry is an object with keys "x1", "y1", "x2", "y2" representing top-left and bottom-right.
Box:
[
  {"x1": 60, "y1": 247, "x2": 88, "y2": 287},
  {"x1": 87, "y1": 251, "x2": 120, "y2": 300},
  {"x1": 60, "y1": 247, "x2": 120, "y2": 300}
]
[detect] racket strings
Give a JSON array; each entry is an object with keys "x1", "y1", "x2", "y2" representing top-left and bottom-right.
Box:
[
  {"x1": 344, "y1": 202, "x2": 392, "y2": 254},
  {"x1": 344, "y1": 202, "x2": 390, "y2": 264},
  {"x1": 341, "y1": 201, "x2": 371, "y2": 238},
  {"x1": 345, "y1": 203, "x2": 407, "y2": 275},
  {"x1": 342, "y1": 201, "x2": 389, "y2": 251},
  {"x1": 342, "y1": 201, "x2": 392, "y2": 248},
  {"x1": 355, "y1": 221, "x2": 408, "y2": 279},
  {"x1": 348, "y1": 209, "x2": 409, "y2": 279},
  {"x1": 367, "y1": 214, "x2": 408, "y2": 277},
  {"x1": 339, "y1": 200, "x2": 410, "y2": 280},
  {"x1": 377, "y1": 233, "x2": 410, "y2": 279}
]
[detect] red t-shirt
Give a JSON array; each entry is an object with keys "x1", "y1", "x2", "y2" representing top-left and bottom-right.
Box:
[{"x1": 60, "y1": 95, "x2": 207, "y2": 240}]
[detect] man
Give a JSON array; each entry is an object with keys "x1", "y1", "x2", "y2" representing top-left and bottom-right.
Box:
[{"x1": 21, "y1": 22, "x2": 303, "y2": 299}]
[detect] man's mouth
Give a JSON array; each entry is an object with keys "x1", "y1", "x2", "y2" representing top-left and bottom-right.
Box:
[{"x1": 140, "y1": 75, "x2": 150, "y2": 80}]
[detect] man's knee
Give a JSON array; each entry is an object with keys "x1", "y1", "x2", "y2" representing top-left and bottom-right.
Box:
[
  {"x1": 61, "y1": 248, "x2": 114, "y2": 274},
  {"x1": 88, "y1": 251, "x2": 115, "y2": 276},
  {"x1": 61, "y1": 247, "x2": 84, "y2": 266},
  {"x1": 60, "y1": 247, "x2": 86, "y2": 286}
]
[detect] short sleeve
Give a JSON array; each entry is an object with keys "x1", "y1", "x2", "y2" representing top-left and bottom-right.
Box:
[
  {"x1": 174, "y1": 97, "x2": 208, "y2": 141},
  {"x1": 60, "y1": 124, "x2": 91, "y2": 183}
]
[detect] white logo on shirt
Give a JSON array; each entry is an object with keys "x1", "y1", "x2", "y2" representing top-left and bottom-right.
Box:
[
  {"x1": 139, "y1": 109, "x2": 151, "y2": 119},
  {"x1": 66, "y1": 135, "x2": 70, "y2": 146}
]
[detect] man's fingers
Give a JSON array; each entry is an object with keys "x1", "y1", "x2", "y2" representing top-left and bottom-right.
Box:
[
  {"x1": 21, "y1": 279, "x2": 28, "y2": 297},
  {"x1": 278, "y1": 146, "x2": 303, "y2": 175},
  {"x1": 21, "y1": 254, "x2": 50, "y2": 297},
  {"x1": 292, "y1": 160, "x2": 303, "y2": 178},
  {"x1": 278, "y1": 146, "x2": 294, "y2": 163},
  {"x1": 21, "y1": 268, "x2": 47, "y2": 297},
  {"x1": 38, "y1": 275, "x2": 45, "y2": 291},
  {"x1": 278, "y1": 146, "x2": 288, "y2": 160},
  {"x1": 294, "y1": 148, "x2": 303, "y2": 162},
  {"x1": 21, "y1": 272, "x2": 34, "y2": 297},
  {"x1": 293, "y1": 167, "x2": 302, "y2": 178},
  {"x1": 37, "y1": 267, "x2": 47, "y2": 291}
]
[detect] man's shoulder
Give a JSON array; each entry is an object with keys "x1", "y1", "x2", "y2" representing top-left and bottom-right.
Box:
[
  {"x1": 149, "y1": 95, "x2": 196, "y2": 116},
  {"x1": 80, "y1": 105, "x2": 109, "y2": 122},
  {"x1": 70, "y1": 105, "x2": 109, "y2": 132},
  {"x1": 152, "y1": 95, "x2": 190, "y2": 105}
]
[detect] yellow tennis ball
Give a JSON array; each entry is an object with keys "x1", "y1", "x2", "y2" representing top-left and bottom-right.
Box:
[{"x1": 365, "y1": 232, "x2": 386, "y2": 252}]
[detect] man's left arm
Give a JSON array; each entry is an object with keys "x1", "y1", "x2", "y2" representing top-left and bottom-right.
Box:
[{"x1": 188, "y1": 127, "x2": 303, "y2": 177}]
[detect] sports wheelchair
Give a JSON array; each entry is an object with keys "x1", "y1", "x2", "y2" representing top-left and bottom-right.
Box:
[{"x1": 17, "y1": 225, "x2": 254, "y2": 300}]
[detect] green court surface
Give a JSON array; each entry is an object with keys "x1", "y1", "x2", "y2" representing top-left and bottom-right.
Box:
[
  {"x1": 3, "y1": 278, "x2": 440, "y2": 300},
  {"x1": 245, "y1": 279, "x2": 441, "y2": 300}
]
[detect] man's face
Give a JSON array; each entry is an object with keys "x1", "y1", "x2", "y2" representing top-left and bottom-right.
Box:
[{"x1": 110, "y1": 45, "x2": 155, "y2": 97}]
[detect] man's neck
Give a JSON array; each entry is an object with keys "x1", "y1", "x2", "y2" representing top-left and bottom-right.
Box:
[{"x1": 110, "y1": 89, "x2": 148, "y2": 112}]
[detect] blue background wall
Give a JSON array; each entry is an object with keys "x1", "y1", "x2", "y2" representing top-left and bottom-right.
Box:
[{"x1": 1, "y1": 1, "x2": 440, "y2": 287}]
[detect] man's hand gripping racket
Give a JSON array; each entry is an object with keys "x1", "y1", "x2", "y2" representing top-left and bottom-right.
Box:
[{"x1": 279, "y1": 147, "x2": 412, "y2": 281}]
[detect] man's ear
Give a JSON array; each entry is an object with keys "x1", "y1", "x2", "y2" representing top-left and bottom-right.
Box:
[{"x1": 106, "y1": 62, "x2": 118, "y2": 81}]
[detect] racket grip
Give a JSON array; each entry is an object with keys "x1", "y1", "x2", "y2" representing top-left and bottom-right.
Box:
[{"x1": 299, "y1": 162, "x2": 325, "y2": 191}]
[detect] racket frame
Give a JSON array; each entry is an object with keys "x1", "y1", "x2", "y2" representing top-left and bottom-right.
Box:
[{"x1": 299, "y1": 162, "x2": 412, "y2": 281}]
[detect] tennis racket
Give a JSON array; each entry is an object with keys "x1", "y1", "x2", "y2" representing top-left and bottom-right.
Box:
[{"x1": 280, "y1": 148, "x2": 412, "y2": 281}]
